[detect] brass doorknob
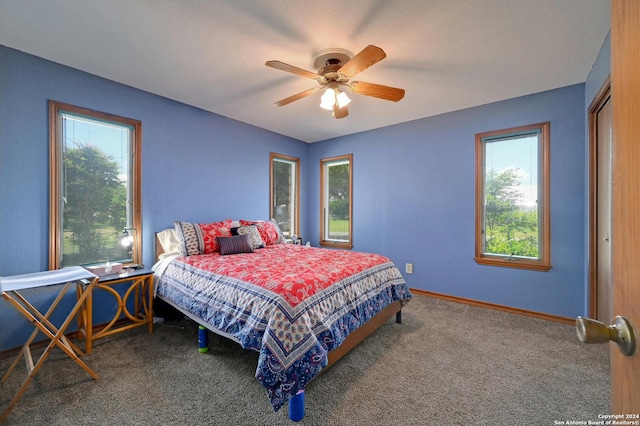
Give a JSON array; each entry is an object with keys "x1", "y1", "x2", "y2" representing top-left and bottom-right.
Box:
[{"x1": 576, "y1": 316, "x2": 636, "y2": 356}]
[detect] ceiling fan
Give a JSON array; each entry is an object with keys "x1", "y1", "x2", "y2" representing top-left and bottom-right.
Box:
[{"x1": 265, "y1": 45, "x2": 405, "y2": 119}]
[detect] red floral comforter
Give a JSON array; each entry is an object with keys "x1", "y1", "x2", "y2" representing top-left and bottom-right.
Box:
[{"x1": 154, "y1": 244, "x2": 412, "y2": 411}]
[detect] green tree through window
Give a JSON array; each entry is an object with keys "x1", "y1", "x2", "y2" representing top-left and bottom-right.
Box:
[
  {"x1": 475, "y1": 122, "x2": 551, "y2": 271},
  {"x1": 484, "y1": 168, "x2": 538, "y2": 257},
  {"x1": 49, "y1": 101, "x2": 142, "y2": 270},
  {"x1": 64, "y1": 144, "x2": 127, "y2": 265},
  {"x1": 320, "y1": 154, "x2": 353, "y2": 249}
]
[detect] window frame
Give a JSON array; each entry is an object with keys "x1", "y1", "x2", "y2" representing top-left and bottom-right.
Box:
[
  {"x1": 269, "y1": 152, "x2": 300, "y2": 241},
  {"x1": 48, "y1": 100, "x2": 142, "y2": 270},
  {"x1": 320, "y1": 154, "x2": 353, "y2": 249},
  {"x1": 474, "y1": 122, "x2": 551, "y2": 271}
]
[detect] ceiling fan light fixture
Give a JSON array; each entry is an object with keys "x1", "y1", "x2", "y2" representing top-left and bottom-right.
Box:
[
  {"x1": 319, "y1": 87, "x2": 336, "y2": 110},
  {"x1": 336, "y1": 91, "x2": 351, "y2": 108}
]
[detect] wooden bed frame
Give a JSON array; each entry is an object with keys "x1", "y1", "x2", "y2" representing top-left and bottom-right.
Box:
[{"x1": 153, "y1": 234, "x2": 405, "y2": 417}]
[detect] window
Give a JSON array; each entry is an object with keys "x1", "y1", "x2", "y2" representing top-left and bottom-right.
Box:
[
  {"x1": 49, "y1": 101, "x2": 142, "y2": 269},
  {"x1": 320, "y1": 154, "x2": 353, "y2": 249},
  {"x1": 475, "y1": 122, "x2": 551, "y2": 271},
  {"x1": 270, "y1": 153, "x2": 300, "y2": 241}
]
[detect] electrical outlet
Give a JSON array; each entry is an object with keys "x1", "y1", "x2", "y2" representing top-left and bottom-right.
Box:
[{"x1": 405, "y1": 263, "x2": 413, "y2": 274}]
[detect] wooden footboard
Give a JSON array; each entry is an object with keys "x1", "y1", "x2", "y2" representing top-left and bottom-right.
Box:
[{"x1": 326, "y1": 300, "x2": 404, "y2": 368}]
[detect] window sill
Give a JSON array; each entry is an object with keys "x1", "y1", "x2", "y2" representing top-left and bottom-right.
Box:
[
  {"x1": 320, "y1": 241, "x2": 353, "y2": 250},
  {"x1": 474, "y1": 257, "x2": 552, "y2": 272}
]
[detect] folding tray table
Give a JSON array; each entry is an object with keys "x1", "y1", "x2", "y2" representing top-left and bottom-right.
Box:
[{"x1": 0, "y1": 266, "x2": 99, "y2": 422}]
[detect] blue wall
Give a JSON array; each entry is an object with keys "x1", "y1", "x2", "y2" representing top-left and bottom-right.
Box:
[
  {"x1": 0, "y1": 32, "x2": 610, "y2": 351},
  {"x1": 0, "y1": 46, "x2": 309, "y2": 274},
  {"x1": 0, "y1": 45, "x2": 308, "y2": 350},
  {"x1": 309, "y1": 84, "x2": 586, "y2": 318}
]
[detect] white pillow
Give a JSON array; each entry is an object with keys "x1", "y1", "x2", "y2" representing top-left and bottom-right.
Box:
[{"x1": 157, "y1": 228, "x2": 181, "y2": 259}]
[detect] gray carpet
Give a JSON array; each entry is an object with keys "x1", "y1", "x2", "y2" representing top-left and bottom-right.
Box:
[{"x1": 1, "y1": 295, "x2": 609, "y2": 425}]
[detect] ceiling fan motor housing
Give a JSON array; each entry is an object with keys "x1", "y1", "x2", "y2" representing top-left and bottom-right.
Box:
[
  {"x1": 318, "y1": 63, "x2": 344, "y2": 82},
  {"x1": 312, "y1": 48, "x2": 355, "y2": 84},
  {"x1": 312, "y1": 48, "x2": 352, "y2": 67}
]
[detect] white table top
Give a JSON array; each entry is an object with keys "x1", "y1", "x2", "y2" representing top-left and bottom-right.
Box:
[{"x1": 0, "y1": 266, "x2": 97, "y2": 292}]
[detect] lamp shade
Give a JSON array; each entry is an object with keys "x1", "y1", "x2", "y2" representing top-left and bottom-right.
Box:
[
  {"x1": 120, "y1": 228, "x2": 135, "y2": 248},
  {"x1": 319, "y1": 88, "x2": 336, "y2": 110},
  {"x1": 336, "y1": 91, "x2": 351, "y2": 108}
]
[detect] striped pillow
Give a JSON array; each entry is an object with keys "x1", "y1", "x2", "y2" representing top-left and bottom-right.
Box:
[{"x1": 216, "y1": 234, "x2": 254, "y2": 255}]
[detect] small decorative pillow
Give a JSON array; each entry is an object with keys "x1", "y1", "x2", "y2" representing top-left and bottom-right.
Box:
[
  {"x1": 216, "y1": 235, "x2": 254, "y2": 255},
  {"x1": 174, "y1": 219, "x2": 232, "y2": 256},
  {"x1": 233, "y1": 225, "x2": 265, "y2": 249},
  {"x1": 239, "y1": 219, "x2": 283, "y2": 245}
]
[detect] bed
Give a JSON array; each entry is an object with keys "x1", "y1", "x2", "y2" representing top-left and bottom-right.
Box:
[{"x1": 152, "y1": 219, "x2": 412, "y2": 420}]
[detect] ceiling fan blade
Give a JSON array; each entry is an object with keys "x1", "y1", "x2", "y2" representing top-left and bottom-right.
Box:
[
  {"x1": 273, "y1": 87, "x2": 320, "y2": 107},
  {"x1": 333, "y1": 104, "x2": 349, "y2": 119},
  {"x1": 349, "y1": 81, "x2": 405, "y2": 102},
  {"x1": 265, "y1": 60, "x2": 319, "y2": 80},
  {"x1": 338, "y1": 45, "x2": 387, "y2": 78}
]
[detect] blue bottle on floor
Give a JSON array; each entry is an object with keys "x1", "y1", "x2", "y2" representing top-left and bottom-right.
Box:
[
  {"x1": 289, "y1": 389, "x2": 305, "y2": 422},
  {"x1": 198, "y1": 325, "x2": 208, "y2": 353}
]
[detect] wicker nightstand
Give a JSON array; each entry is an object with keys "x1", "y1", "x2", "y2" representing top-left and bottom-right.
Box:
[{"x1": 77, "y1": 267, "x2": 154, "y2": 354}]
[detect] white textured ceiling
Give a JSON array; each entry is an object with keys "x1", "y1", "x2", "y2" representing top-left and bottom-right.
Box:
[{"x1": 0, "y1": 0, "x2": 610, "y2": 143}]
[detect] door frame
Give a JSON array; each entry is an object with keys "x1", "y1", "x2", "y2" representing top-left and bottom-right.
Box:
[{"x1": 587, "y1": 77, "x2": 611, "y2": 319}]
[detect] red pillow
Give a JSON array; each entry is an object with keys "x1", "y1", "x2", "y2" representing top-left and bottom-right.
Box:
[
  {"x1": 199, "y1": 219, "x2": 233, "y2": 253},
  {"x1": 239, "y1": 220, "x2": 282, "y2": 245},
  {"x1": 174, "y1": 219, "x2": 233, "y2": 256}
]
